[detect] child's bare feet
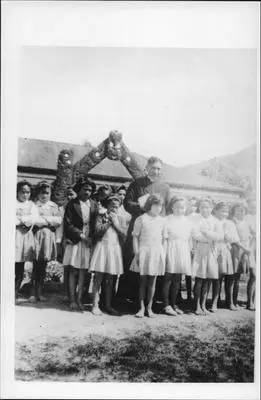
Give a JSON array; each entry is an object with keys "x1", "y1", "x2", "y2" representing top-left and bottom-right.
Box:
[
  {"x1": 77, "y1": 302, "x2": 85, "y2": 311},
  {"x1": 229, "y1": 304, "x2": 238, "y2": 311},
  {"x1": 201, "y1": 307, "x2": 210, "y2": 316},
  {"x1": 195, "y1": 307, "x2": 203, "y2": 315},
  {"x1": 209, "y1": 306, "x2": 218, "y2": 313},
  {"x1": 163, "y1": 305, "x2": 177, "y2": 316},
  {"x1": 69, "y1": 302, "x2": 79, "y2": 311},
  {"x1": 146, "y1": 308, "x2": 156, "y2": 318},
  {"x1": 247, "y1": 305, "x2": 255, "y2": 311},
  {"x1": 135, "y1": 308, "x2": 145, "y2": 318},
  {"x1": 92, "y1": 307, "x2": 103, "y2": 316},
  {"x1": 173, "y1": 306, "x2": 184, "y2": 315},
  {"x1": 38, "y1": 295, "x2": 47, "y2": 302},
  {"x1": 104, "y1": 307, "x2": 120, "y2": 316},
  {"x1": 28, "y1": 295, "x2": 37, "y2": 303}
]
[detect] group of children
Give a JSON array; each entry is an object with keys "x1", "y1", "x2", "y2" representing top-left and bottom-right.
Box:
[{"x1": 15, "y1": 177, "x2": 256, "y2": 318}]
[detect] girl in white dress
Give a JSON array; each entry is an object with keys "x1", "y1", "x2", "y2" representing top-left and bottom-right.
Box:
[
  {"x1": 163, "y1": 197, "x2": 193, "y2": 316},
  {"x1": 229, "y1": 203, "x2": 255, "y2": 309},
  {"x1": 15, "y1": 181, "x2": 38, "y2": 301},
  {"x1": 213, "y1": 202, "x2": 242, "y2": 311},
  {"x1": 90, "y1": 195, "x2": 126, "y2": 316},
  {"x1": 30, "y1": 181, "x2": 62, "y2": 302},
  {"x1": 192, "y1": 198, "x2": 223, "y2": 315},
  {"x1": 130, "y1": 194, "x2": 167, "y2": 318}
]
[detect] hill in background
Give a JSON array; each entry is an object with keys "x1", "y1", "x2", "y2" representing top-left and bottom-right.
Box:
[{"x1": 175, "y1": 144, "x2": 257, "y2": 198}]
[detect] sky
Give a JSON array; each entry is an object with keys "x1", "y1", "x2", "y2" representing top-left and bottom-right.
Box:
[{"x1": 20, "y1": 46, "x2": 257, "y2": 166}]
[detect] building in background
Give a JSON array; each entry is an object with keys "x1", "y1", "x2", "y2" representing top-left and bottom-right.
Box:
[{"x1": 17, "y1": 136, "x2": 244, "y2": 202}]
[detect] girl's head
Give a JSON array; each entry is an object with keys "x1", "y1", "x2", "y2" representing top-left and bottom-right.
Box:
[
  {"x1": 117, "y1": 185, "x2": 127, "y2": 203},
  {"x1": 103, "y1": 194, "x2": 121, "y2": 212},
  {"x1": 17, "y1": 180, "x2": 32, "y2": 202},
  {"x1": 144, "y1": 194, "x2": 163, "y2": 216},
  {"x1": 198, "y1": 198, "x2": 213, "y2": 218},
  {"x1": 66, "y1": 186, "x2": 77, "y2": 202},
  {"x1": 230, "y1": 203, "x2": 247, "y2": 221},
  {"x1": 213, "y1": 202, "x2": 229, "y2": 220},
  {"x1": 73, "y1": 177, "x2": 96, "y2": 202},
  {"x1": 97, "y1": 185, "x2": 112, "y2": 202},
  {"x1": 36, "y1": 181, "x2": 51, "y2": 203},
  {"x1": 169, "y1": 196, "x2": 187, "y2": 216}
]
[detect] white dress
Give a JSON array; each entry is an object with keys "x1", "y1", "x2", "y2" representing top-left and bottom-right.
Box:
[
  {"x1": 16, "y1": 200, "x2": 38, "y2": 262},
  {"x1": 89, "y1": 212, "x2": 124, "y2": 275},
  {"x1": 130, "y1": 213, "x2": 167, "y2": 276},
  {"x1": 192, "y1": 215, "x2": 223, "y2": 280},
  {"x1": 34, "y1": 200, "x2": 62, "y2": 262},
  {"x1": 165, "y1": 215, "x2": 192, "y2": 275},
  {"x1": 216, "y1": 219, "x2": 239, "y2": 276},
  {"x1": 63, "y1": 200, "x2": 91, "y2": 269}
]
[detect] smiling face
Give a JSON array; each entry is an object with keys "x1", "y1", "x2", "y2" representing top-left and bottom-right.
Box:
[
  {"x1": 117, "y1": 189, "x2": 126, "y2": 203},
  {"x1": 199, "y1": 201, "x2": 212, "y2": 218},
  {"x1": 108, "y1": 198, "x2": 121, "y2": 212},
  {"x1": 234, "y1": 205, "x2": 246, "y2": 221},
  {"x1": 149, "y1": 203, "x2": 162, "y2": 216},
  {"x1": 38, "y1": 187, "x2": 51, "y2": 203},
  {"x1": 173, "y1": 200, "x2": 186, "y2": 217},
  {"x1": 215, "y1": 206, "x2": 229, "y2": 221},
  {"x1": 147, "y1": 161, "x2": 162, "y2": 181},
  {"x1": 78, "y1": 184, "x2": 93, "y2": 202},
  {"x1": 17, "y1": 184, "x2": 31, "y2": 202}
]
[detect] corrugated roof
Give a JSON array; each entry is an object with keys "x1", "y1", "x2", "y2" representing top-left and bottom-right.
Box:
[
  {"x1": 18, "y1": 138, "x2": 92, "y2": 170},
  {"x1": 18, "y1": 137, "x2": 243, "y2": 193}
]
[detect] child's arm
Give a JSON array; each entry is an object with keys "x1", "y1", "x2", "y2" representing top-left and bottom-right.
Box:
[
  {"x1": 94, "y1": 213, "x2": 112, "y2": 240},
  {"x1": 132, "y1": 216, "x2": 142, "y2": 263},
  {"x1": 44, "y1": 204, "x2": 63, "y2": 228},
  {"x1": 133, "y1": 236, "x2": 139, "y2": 263}
]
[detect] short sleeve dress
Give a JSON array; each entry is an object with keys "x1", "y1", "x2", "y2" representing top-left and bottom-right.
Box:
[
  {"x1": 63, "y1": 200, "x2": 92, "y2": 269},
  {"x1": 16, "y1": 200, "x2": 38, "y2": 262},
  {"x1": 192, "y1": 215, "x2": 223, "y2": 280},
  {"x1": 216, "y1": 219, "x2": 239, "y2": 276},
  {"x1": 165, "y1": 215, "x2": 192, "y2": 275},
  {"x1": 130, "y1": 213, "x2": 167, "y2": 276}
]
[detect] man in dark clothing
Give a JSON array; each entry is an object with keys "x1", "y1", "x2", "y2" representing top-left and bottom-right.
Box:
[{"x1": 118, "y1": 157, "x2": 172, "y2": 305}]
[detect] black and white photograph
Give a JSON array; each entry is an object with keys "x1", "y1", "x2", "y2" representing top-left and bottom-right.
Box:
[{"x1": 1, "y1": 2, "x2": 260, "y2": 399}]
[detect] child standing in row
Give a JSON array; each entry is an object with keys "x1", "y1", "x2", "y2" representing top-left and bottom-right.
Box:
[
  {"x1": 15, "y1": 181, "x2": 38, "y2": 302},
  {"x1": 63, "y1": 178, "x2": 97, "y2": 311},
  {"x1": 214, "y1": 202, "x2": 241, "y2": 310},
  {"x1": 90, "y1": 194, "x2": 126, "y2": 316},
  {"x1": 230, "y1": 203, "x2": 255, "y2": 309},
  {"x1": 192, "y1": 198, "x2": 223, "y2": 315},
  {"x1": 163, "y1": 197, "x2": 192, "y2": 316},
  {"x1": 130, "y1": 194, "x2": 167, "y2": 318},
  {"x1": 30, "y1": 181, "x2": 62, "y2": 302}
]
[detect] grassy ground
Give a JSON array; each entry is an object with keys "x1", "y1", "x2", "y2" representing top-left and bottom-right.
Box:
[{"x1": 15, "y1": 277, "x2": 255, "y2": 382}]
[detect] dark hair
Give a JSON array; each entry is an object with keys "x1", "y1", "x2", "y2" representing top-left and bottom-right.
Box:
[
  {"x1": 101, "y1": 194, "x2": 121, "y2": 208},
  {"x1": 167, "y1": 196, "x2": 186, "y2": 214},
  {"x1": 73, "y1": 177, "x2": 96, "y2": 194},
  {"x1": 143, "y1": 194, "x2": 163, "y2": 212},
  {"x1": 35, "y1": 180, "x2": 51, "y2": 196},
  {"x1": 17, "y1": 180, "x2": 32, "y2": 195},
  {"x1": 117, "y1": 185, "x2": 127, "y2": 192},
  {"x1": 198, "y1": 197, "x2": 213, "y2": 208},
  {"x1": 146, "y1": 156, "x2": 163, "y2": 167},
  {"x1": 213, "y1": 201, "x2": 229, "y2": 212}
]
